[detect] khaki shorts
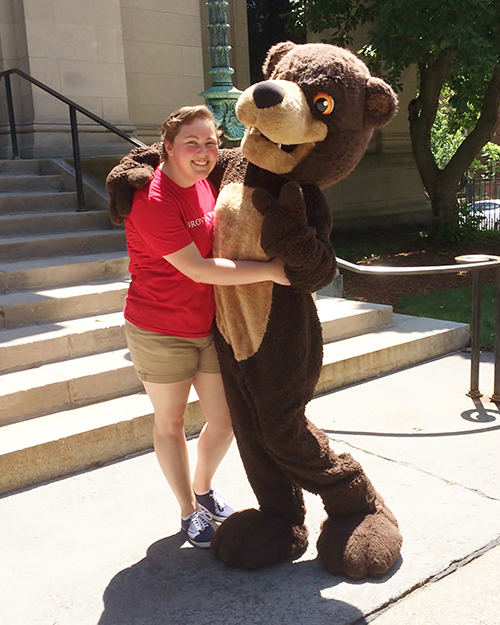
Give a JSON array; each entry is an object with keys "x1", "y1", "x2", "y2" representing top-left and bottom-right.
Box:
[{"x1": 124, "y1": 320, "x2": 220, "y2": 384}]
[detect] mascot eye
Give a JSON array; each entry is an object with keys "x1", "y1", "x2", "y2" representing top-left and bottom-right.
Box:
[{"x1": 313, "y1": 93, "x2": 334, "y2": 115}]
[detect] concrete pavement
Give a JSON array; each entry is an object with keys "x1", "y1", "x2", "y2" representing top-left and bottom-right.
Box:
[{"x1": 2, "y1": 349, "x2": 500, "y2": 625}]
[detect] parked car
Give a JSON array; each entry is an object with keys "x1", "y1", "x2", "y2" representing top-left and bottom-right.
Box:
[{"x1": 467, "y1": 199, "x2": 500, "y2": 230}]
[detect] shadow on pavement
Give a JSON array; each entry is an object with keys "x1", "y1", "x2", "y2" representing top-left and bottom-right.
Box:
[{"x1": 98, "y1": 533, "x2": 370, "y2": 625}]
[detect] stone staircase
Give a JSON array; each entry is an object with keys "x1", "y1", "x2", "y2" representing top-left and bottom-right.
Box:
[{"x1": 0, "y1": 159, "x2": 470, "y2": 495}]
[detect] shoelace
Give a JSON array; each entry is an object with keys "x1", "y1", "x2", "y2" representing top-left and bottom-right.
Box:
[
  {"x1": 191, "y1": 510, "x2": 211, "y2": 532},
  {"x1": 211, "y1": 490, "x2": 226, "y2": 513}
]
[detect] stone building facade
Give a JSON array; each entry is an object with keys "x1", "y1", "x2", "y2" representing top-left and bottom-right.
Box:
[{"x1": 0, "y1": 0, "x2": 430, "y2": 227}]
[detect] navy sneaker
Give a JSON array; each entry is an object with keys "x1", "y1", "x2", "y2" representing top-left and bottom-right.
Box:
[
  {"x1": 181, "y1": 509, "x2": 215, "y2": 548},
  {"x1": 195, "y1": 489, "x2": 235, "y2": 523}
]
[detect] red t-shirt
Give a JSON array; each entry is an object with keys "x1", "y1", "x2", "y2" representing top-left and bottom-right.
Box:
[{"x1": 124, "y1": 166, "x2": 216, "y2": 337}]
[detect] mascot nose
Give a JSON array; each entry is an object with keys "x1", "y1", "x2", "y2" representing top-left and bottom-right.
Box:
[{"x1": 252, "y1": 81, "x2": 284, "y2": 109}]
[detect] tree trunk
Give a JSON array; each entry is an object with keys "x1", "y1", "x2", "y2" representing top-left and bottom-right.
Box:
[
  {"x1": 409, "y1": 54, "x2": 500, "y2": 237},
  {"x1": 408, "y1": 49, "x2": 455, "y2": 229}
]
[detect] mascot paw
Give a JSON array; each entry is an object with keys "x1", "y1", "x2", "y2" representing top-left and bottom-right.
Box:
[
  {"x1": 126, "y1": 165, "x2": 155, "y2": 188},
  {"x1": 317, "y1": 495, "x2": 402, "y2": 580},
  {"x1": 253, "y1": 181, "x2": 306, "y2": 218},
  {"x1": 211, "y1": 508, "x2": 308, "y2": 570}
]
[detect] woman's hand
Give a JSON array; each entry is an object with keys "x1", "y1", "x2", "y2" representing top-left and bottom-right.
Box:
[{"x1": 268, "y1": 257, "x2": 290, "y2": 286}]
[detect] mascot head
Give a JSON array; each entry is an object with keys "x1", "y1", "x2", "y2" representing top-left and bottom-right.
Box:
[{"x1": 236, "y1": 42, "x2": 398, "y2": 188}]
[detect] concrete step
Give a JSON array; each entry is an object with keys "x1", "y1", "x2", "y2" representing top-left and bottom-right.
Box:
[
  {"x1": 0, "y1": 252, "x2": 129, "y2": 292},
  {"x1": 0, "y1": 391, "x2": 204, "y2": 495},
  {"x1": 0, "y1": 277, "x2": 129, "y2": 328},
  {"x1": 0, "y1": 347, "x2": 142, "y2": 426},
  {"x1": 0, "y1": 190, "x2": 77, "y2": 213},
  {"x1": 0, "y1": 311, "x2": 126, "y2": 373},
  {"x1": 317, "y1": 296, "x2": 393, "y2": 342},
  {"x1": 316, "y1": 313, "x2": 470, "y2": 394},
  {"x1": 0, "y1": 174, "x2": 64, "y2": 193},
  {"x1": 0, "y1": 297, "x2": 388, "y2": 375},
  {"x1": 0, "y1": 159, "x2": 46, "y2": 175},
  {"x1": 0, "y1": 229, "x2": 126, "y2": 261},
  {"x1": 0, "y1": 299, "x2": 470, "y2": 495},
  {"x1": 0, "y1": 209, "x2": 112, "y2": 235}
]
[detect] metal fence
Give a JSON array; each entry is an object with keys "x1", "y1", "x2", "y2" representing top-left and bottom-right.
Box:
[{"x1": 458, "y1": 171, "x2": 500, "y2": 230}]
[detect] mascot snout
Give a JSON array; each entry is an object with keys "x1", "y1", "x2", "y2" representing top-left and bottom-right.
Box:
[{"x1": 236, "y1": 79, "x2": 327, "y2": 174}]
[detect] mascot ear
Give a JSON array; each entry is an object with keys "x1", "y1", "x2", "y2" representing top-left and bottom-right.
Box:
[
  {"x1": 262, "y1": 41, "x2": 296, "y2": 78},
  {"x1": 365, "y1": 77, "x2": 398, "y2": 128}
]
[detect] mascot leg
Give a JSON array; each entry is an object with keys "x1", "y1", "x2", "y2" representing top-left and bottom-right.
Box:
[
  {"x1": 213, "y1": 294, "x2": 402, "y2": 579},
  {"x1": 258, "y1": 406, "x2": 402, "y2": 579},
  {"x1": 253, "y1": 397, "x2": 402, "y2": 580},
  {"x1": 211, "y1": 329, "x2": 309, "y2": 570}
]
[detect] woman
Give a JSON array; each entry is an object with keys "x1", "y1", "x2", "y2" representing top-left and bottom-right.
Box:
[{"x1": 123, "y1": 105, "x2": 288, "y2": 548}]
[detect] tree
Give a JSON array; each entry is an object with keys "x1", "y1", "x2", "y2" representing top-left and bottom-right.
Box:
[{"x1": 287, "y1": 0, "x2": 500, "y2": 238}]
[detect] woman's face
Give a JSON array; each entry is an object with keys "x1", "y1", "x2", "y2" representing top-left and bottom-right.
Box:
[{"x1": 163, "y1": 117, "x2": 219, "y2": 188}]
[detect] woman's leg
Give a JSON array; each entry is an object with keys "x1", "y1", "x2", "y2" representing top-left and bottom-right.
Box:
[
  {"x1": 143, "y1": 379, "x2": 197, "y2": 518},
  {"x1": 191, "y1": 371, "x2": 234, "y2": 495}
]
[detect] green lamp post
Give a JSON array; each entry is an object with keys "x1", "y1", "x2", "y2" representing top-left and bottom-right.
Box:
[{"x1": 201, "y1": 0, "x2": 245, "y2": 144}]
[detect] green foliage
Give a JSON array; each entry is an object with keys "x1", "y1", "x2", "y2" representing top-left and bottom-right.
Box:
[
  {"x1": 287, "y1": 0, "x2": 371, "y2": 47},
  {"x1": 431, "y1": 93, "x2": 465, "y2": 169},
  {"x1": 289, "y1": 0, "x2": 500, "y2": 236},
  {"x1": 470, "y1": 142, "x2": 500, "y2": 176},
  {"x1": 432, "y1": 90, "x2": 500, "y2": 176},
  {"x1": 287, "y1": 0, "x2": 500, "y2": 123}
]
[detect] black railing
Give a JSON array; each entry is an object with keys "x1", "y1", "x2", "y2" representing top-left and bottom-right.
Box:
[
  {"x1": 337, "y1": 254, "x2": 500, "y2": 401},
  {"x1": 0, "y1": 68, "x2": 147, "y2": 211},
  {"x1": 458, "y1": 170, "x2": 500, "y2": 230}
]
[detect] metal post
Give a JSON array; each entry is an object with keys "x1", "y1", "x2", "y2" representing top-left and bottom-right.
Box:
[
  {"x1": 69, "y1": 105, "x2": 86, "y2": 212},
  {"x1": 491, "y1": 265, "x2": 500, "y2": 402},
  {"x1": 200, "y1": 0, "x2": 245, "y2": 143},
  {"x1": 4, "y1": 73, "x2": 20, "y2": 159},
  {"x1": 467, "y1": 270, "x2": 483, "y2": 398}
]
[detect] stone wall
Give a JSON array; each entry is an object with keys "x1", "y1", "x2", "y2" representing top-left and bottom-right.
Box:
[
  {"x1": 0, "y1": 1, "x2": 429, "y2": 226},
  {"x1": 0, "y1": 0, "x2": 249, "y2": 157},
  {"x1": 0, "y1": 0, "x2": 133, "y2": 157},
  {"x1": 325, "y1": 66, "x2": 431, "y2": 229}
]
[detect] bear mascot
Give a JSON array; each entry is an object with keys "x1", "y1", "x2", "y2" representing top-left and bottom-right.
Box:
[{"x1": 106, "y1": 42, "x2": 403, "y2": 580}]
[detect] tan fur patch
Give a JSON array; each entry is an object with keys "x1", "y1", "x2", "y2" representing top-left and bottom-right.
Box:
[
  {"x1": 213, "y1": 183, "x2": 273, "y2": 362},
  {"x1": 236, "y1": 80, "x2": 327, "y2": 174},
  {"x1": 241, "y1": 134, "x2": 315, "y2": 175},
  {"x1": 236, "y1": 80, "x2": 327, "y2": 146}
]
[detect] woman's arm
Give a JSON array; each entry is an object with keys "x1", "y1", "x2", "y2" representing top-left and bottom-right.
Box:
[{"x1": 164, "y1": 242, "x2": 289, "y2": 286}]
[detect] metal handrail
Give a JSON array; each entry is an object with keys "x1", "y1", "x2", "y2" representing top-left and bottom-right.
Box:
[
  {"x1": 0, "y1": 68, "x2": 147, "y2": 210},
  {"x1": 336, "y1": 254, "x2": 500, "y2": 401}
]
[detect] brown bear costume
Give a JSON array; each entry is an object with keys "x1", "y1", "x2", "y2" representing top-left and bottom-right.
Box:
[{"x1": 106, "y1": 42, "x2": 403, "y2": 580}]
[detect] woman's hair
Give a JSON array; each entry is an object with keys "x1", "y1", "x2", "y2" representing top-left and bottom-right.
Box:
[{"x1": 160, "y1": 105, "x2": 218, "y2": 160}]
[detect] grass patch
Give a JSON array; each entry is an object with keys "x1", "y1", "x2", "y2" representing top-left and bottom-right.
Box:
[
  {"x1": 332, "y1": 225, "x2": 500, "y2": 351},
  {"x1": 397, "y1": 283, "x2": 497, "y2": 350}
]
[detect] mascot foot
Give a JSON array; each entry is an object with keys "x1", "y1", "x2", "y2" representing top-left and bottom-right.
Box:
[
  {"x1": 211, "y1": 508, "x2": 308, "y2": 570},
  {"x1": 317, "y1": 495, "x2": 402, "y2": 580}
]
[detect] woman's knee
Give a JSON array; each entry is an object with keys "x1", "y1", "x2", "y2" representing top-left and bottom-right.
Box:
[{"x1": 154, "y1": 411, "x2": 186, "y2": 438}]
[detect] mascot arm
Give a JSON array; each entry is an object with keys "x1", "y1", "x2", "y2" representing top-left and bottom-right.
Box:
[
  {"x1": 253, "y1": 181, "x2": 337, "y2": 294},
  {"x1": 207, "y1": 148, "x2": 245, "y2": 191},
  {"x1": 105, "y1": 142, "x2": 162, "y2": 225},
  {"x1": 105, "y1": 144, "x2": 237, "y2": 225}
]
